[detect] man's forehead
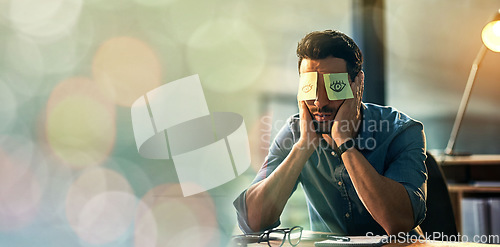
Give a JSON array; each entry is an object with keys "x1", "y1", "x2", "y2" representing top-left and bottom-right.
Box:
[{"x1": 299, "y1": 57, "x2": 347, "y2": 74}]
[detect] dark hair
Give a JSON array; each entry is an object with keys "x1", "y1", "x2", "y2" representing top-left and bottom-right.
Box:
[{"x1": 297, "y1": 30, "x2": 363, "y2": 81}]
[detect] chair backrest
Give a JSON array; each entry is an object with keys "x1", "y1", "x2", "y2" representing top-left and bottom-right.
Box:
[{"x1": 419, "y1": 152, "x2": 458, "y2": 239}]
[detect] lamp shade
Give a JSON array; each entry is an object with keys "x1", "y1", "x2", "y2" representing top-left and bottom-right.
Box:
[{"x1": 481, "y1": 9, "x2": 500, "y2": 52}]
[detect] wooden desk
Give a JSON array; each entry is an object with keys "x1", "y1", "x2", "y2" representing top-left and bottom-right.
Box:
[
  {"x1": 241, "y1": 231, "x2": 492, "y2": 246},
  {"x1": 436, "y1": 154, "x2": 500, "y2": 166},
  {"x1": 430, "y1": 153, "x2": 500, "y2": 234}
]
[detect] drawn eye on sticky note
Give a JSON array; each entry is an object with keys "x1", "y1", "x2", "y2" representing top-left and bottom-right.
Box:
[
  {"x1": 323, "y1": 73, "x2": 354, "y2": 100},
  {"x1": 297, "y1": 72, "x2": 317, "y2": 101}
]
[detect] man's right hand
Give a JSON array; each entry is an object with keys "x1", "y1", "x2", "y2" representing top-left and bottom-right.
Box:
[
  {"x1": 245, "y1": 101, "x2": 318, "y2": 232},
  {"x1": 297, "y1": 101, "x2": 320, "y2": 153}
]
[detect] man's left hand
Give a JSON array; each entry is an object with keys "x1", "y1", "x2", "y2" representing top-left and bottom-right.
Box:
[{"x1": 331, "y1": 71, "x2": 364, "y2": 145}]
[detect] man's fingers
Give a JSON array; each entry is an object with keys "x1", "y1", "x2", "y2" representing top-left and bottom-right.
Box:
[{"x1": 298, "y1": 101, "x2": 311, "y2": 120}]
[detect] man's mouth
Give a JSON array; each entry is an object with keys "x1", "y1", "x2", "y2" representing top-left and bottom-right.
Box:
[{"x1": 314, "y1": 113, "x2": 333, "y2": 122}]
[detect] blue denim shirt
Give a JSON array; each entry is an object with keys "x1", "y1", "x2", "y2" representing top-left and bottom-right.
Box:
[{"x1": 234, "y1": 103, "x2": 427, "y2": 235}]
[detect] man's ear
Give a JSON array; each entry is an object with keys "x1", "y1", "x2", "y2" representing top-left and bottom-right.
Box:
[
  {"x1": 354, "y1": 70, "x2": 364, "y2": 85},
  {"x1": 353, "y1": 70, "x2": 365, "y2": 99}
]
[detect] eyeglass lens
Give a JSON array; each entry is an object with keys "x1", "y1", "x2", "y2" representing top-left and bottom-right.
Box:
[
  {"x1": 265, "y1": 226, "x2": 302, "y2": 247},
  {"x1": 288, "y1": 226, "x2": 302, "y2": 246}
]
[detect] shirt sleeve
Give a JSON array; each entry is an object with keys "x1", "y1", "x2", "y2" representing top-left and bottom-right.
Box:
[
  {"x1": 233, "y1": 117, "x2": 300, "y2": 233},
  {"x1": 383, "y1": 122, "x2": 428, "y2": 228}
]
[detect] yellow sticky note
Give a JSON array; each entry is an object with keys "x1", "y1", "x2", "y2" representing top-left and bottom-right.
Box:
[
  {"x1": 323, "y1": 73, "x2": 354, "y2": 100},
  {"x1": 297, "y1": 72, "x2": 317, "y2": 101}
]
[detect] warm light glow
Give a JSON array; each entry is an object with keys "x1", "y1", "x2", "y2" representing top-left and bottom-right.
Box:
[
  {"x1": 135, "y1": 183, "x2": 219, "y2": 247},
  {"x1": 45, "y1": 77, "x2": 116, "y2": 169},
  {"x1": 75, "y1": 192, "x2": 138, "y2": 245},
  {"x1": 493, "y1": 21, "x2": 500, "y2": 36},
  {"x1": 66, "y1": 167, "x2": 134, "y2": 244},
  {"x1": 482, "y1": 20, "x2": 500, "y2": 52},
  {"x1": 92, "y1": 37, "x2": 162, "y2": 107}
]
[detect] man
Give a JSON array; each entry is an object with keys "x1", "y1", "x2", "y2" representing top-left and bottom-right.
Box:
[{"x1": 234, "y1": 30, "x2": 427, "y2": 236}]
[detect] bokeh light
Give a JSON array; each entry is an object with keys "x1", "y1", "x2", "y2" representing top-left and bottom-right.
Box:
[
  {"x1": 8, "y1": 0, "x2": 83, "y2": 40},
  {"x1": 45, "y1": 77, "x2": 116, "y2": 169},
  {"x1": 241, "y1": 0, "x2": 352, "y2": 32},
  {"x1": 186, "y1": 19, "x2": 266, "y2": 93},
  {"x1": 134, "y1": 200, "x2": 158, "y2": 247},
  {"x1": 5, "y1": 21, "x2": 94, "y2": 77},
  {"x1": 92, "y1": 37, "x2": 162, "y2": 107},
  {"x1": 66, "y1": 167, "x2": 134, "y2": 244},
  {"x1": 0, "y1": 147, "x2": 42, "y2": 231},
  {"x1": 132, "y1": 19, "x2": 186, "y2": 82},
  {"x1": 158, "y1": 0, "x2": 218, "y2": 43},
  {"x1": 384, "y1": 2, "x2": 413, "y2": 75},
  {"x1": 75, "y1": 192, "x2": 138, "y2": 245},
  {"x1": 135, "y1": 183, "x2": 220, "y2": 247}
]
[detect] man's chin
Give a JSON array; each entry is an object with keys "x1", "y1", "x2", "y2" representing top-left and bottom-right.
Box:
[{"x1": 313, "y1": 120, "x2": 333, "y2": 134}]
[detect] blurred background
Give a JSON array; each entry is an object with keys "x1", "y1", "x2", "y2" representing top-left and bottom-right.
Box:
[{"x1": 0, "y1": 0, "x2": 499, "y2": 246}]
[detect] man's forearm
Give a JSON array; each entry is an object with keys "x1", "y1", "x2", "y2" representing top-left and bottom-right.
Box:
[
  {"x1": 341, "y1": 148, "x2": 415, "y2": 235},
  {"x1": 245, "y1": 142, "x2": 314, "y2": 232}
]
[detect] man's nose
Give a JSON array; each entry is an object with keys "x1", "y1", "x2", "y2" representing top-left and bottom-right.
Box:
[{"x1": 314, "y1": 86, "x2": 329, "y2": 109}]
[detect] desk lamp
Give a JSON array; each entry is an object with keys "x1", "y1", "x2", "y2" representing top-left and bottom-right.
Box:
[{"x1": 444, "y1": 9, "x2": 500, "y2": 155}]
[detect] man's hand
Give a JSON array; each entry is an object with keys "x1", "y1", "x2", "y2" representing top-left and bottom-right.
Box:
[
  {"x1": 331, "y1": 71, "x2": 364, "y2": 145},
  {"x1": 329, "y1": 71, "x2": 415, "y2": 234},
  {"x1": 245, "y1": 101, "x2": 321, "y2": 232},
  {"x1": 297, "y1": 101, "x2": 320, "y2": 152}
]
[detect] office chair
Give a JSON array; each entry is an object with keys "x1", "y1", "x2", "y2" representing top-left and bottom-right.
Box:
[{"x1": 419, "y1": 152, "x2": 458, "y2": 239}]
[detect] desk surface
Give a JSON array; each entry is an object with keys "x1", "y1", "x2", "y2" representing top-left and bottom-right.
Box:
[
  {"x1": 239, "y1": 231, "x2": 495, "y2": 246},
  {"x1": 430, "y1": 153, "x2": 500, "y2": 166},
  {"x1": 448, "y1": 184, "x2": 500, "y2": 193},
  {"x1": 246, "y1": 238, "x2": 494, "y2": 246}
]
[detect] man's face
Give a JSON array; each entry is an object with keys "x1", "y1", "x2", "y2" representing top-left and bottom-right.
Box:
[{"x1": 299, "y1": 57, "x2": 351, "y2": 133}]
